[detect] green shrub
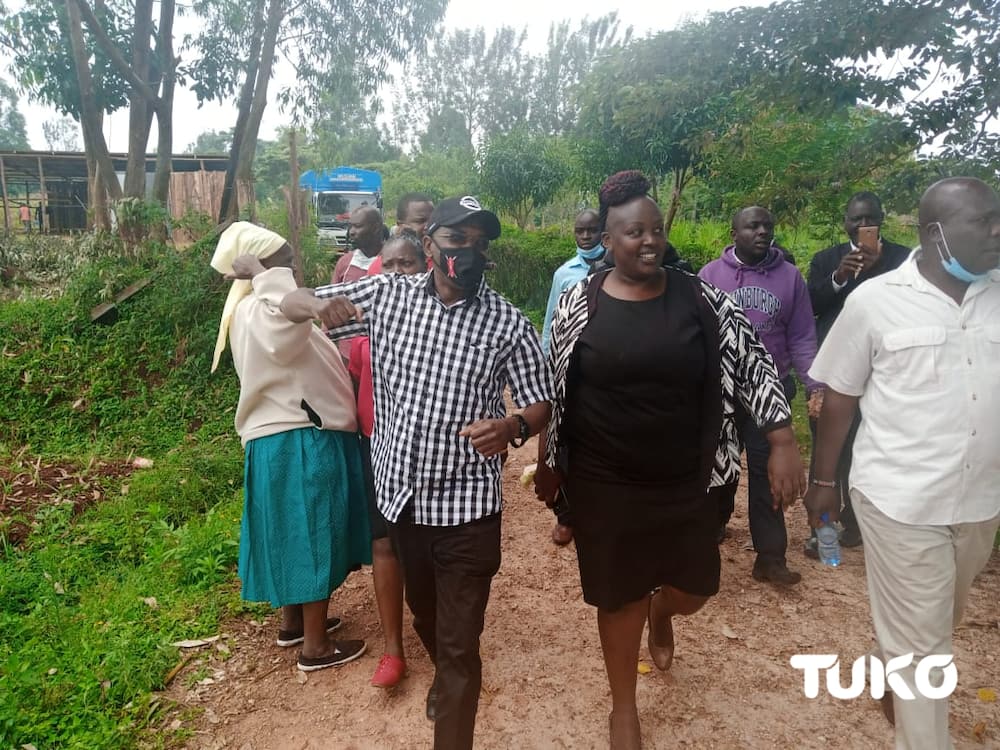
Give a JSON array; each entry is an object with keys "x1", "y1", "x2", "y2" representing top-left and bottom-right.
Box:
[
  {"x1": 114, "y1": 198, "x2": 170, "y2": 256},
  {"x1": 488, "y1": 223, "x2": 574, "y2": 324},
  {"x1": 171, "y1": 209, "x2": 215, "y2": 243}
]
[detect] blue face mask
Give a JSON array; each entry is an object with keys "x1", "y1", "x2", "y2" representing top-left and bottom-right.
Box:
[
  {"x1": 931, "y1": 222, "x2": 994, "y2": 283},
  {"x1": 577, "y1": 243, "x2": 605, "y2": 262}
]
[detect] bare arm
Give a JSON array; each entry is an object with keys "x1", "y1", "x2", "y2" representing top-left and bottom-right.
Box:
[
  {"x1": 765, "y1": 426, "x2": 806, "y2": 510},
  {"x1": 803, "y1": 389, "x2": 860, "y2": 526}
]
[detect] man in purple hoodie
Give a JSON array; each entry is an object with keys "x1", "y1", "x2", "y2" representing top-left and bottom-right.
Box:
[{"x1": 699, "y1": 206, "x2": 819, "y2": 586}]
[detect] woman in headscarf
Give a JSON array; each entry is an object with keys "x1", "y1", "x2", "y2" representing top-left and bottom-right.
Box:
[
  {"x1": 535, "y1": 172, "x2": 805, "y2": 749},
  {"x1": 211, "y1": 221, "x2": 371, "y2": 672}
]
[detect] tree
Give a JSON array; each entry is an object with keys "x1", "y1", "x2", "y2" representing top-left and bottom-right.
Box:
[
  {"x1": 417, "y1": 107, "x2": 473, "y2": 154},
  {"x1": 63, "y1": 0, "x2": 124, "y2": 221},
  {"x1": 401, "y1": 15, "x2": 628, "y2": 151},
  {"x1": 575, "y1": 0, "x2": 1000, "y2": 233},
  {"x1": 711, "y1": 0, "x2": 1000, "y2": 167},
  {"x1": 478, "y1": 128, "x2": 571, "y2": 230},
  {"x1": 3, "y1": 0, "x2": 176, "y2": 226},
  {"x1": 185, "y1": 0, "x2": 447, "y2": 222},
  {"x1": 253, "y1": 132, "x2": 317, "y2": 204},
  {"x1": 576, "y1": 24, "x2": 748, "y2": 233},
  {"x1": 0, "y1": 78, "x2": 30, "y2": 150},
  {"x1": 877, "y1": 154, "x2": 1000, "y2": 217},
  {"x1": 528, "y1": 14, "x2": 631, "y2": 136},
  {"x1": 701, "y1": 104, "x2": 917, "y2": 225},
  {"x1": 72, "y1": 0, "x2": 178, "y2": 203},
  {"x1": 42, "y1": 115, "x2": 82, "y2": 151},
  {"x1": 311, "y1": 94, "x2": 401, "y2": 167},
  {"x1": 186, "y1": 129, "x2": 234, "y2": 155},
  {"x1": 377, "y1": 149, "x2": 480, "y2": 207},
  {"x1": 402, "y1": 26, "x2": 534, "y2": 150}
]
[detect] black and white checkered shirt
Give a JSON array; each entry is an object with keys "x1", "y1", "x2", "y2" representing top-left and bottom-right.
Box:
[{"x1": 315, "y1": 272, "x2": 553, "y2": 526}]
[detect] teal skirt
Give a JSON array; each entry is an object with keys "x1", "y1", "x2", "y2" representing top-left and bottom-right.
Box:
[{"x1": 239, "y1": 427, "x2": 372, "y2": 607}]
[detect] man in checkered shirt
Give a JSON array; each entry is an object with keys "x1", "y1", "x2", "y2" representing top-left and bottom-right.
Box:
[{"x1": 281, "y1": 196, "x2": 553, "y2": 750}]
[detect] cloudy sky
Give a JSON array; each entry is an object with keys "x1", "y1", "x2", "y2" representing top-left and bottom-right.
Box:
[{"x1": 10, "y1": 0, "x2": 762, "y2": 152}]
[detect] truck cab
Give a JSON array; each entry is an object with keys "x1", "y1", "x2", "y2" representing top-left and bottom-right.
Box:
[{"x1": 299, "y1": 167, "x2": 383, "y2": 247}]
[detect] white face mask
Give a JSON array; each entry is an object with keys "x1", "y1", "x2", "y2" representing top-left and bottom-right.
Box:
[{"x1": 930, "y1": 222, "x2": 994, "y2": 283}]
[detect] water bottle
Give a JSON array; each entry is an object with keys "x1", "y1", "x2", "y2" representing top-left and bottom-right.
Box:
[{"x1": 816, "y1": 513, "x2": 841, "y2": 567}]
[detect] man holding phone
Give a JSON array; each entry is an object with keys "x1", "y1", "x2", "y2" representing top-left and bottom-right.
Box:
[{"x1": 805, "y1": 192, "x2": 911, "y2": 551}]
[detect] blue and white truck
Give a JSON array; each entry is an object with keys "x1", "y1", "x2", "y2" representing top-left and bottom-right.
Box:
[{"x1": 299, "y1": 166, "x2": 383, "y2": 246}]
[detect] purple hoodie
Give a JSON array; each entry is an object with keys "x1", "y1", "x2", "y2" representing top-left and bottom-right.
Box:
[{"x1": 699, "y1": 245, "x2": 821, "y2": 392}]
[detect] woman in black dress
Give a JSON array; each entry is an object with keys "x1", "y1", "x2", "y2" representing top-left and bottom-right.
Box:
[{"x1": 535, "y1": 171, "x2": 805, "y2": 749}]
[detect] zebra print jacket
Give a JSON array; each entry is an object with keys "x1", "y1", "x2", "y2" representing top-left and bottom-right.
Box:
[{"x1": 543, "y1": 268, "x2": 792, "y2": 491}]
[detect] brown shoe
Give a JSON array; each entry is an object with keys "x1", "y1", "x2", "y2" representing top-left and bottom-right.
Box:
[
  {"x1": 609, "y1": 709, "x2": 642, "y2": 750},
  {"x1": 646, "y1": 592, "x2": 674, "y2": 671},
  {"x1": 752, "y1": 558, "x2": 802, "y2": 586},
  {"x1": 551, "y1": 522, "x2": 573, "y2": 546}
]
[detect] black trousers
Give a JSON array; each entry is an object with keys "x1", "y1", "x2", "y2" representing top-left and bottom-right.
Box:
[
  {"x1": 717, "y1": 377, "x2": 796, "y2": 564},
  {"x1": 388, "y1": 509, "x2": 502, "y2": 750},
  {"x1": 807, "y1": 410, "x2": 862, "y2": 533}
]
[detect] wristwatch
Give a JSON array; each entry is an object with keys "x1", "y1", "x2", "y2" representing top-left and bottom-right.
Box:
[{"x1": 509, "y1": 414, "x2": 530, "y2": 448}]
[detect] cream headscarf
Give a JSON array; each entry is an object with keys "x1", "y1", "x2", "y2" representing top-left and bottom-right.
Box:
[{"x1": 210, "y1": 221, "x2": 289, "y2": 372}]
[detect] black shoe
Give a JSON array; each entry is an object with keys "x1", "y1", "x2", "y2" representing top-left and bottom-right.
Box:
[
  {"x1": 803, "y1": 536, "x2": 819, "y2": 560},
  {"x1": 752, "y1": 558, "x2": 802, "y2": 586},
  {"x1": 426, "y1": 683, "x2": 438, "y2": 722},
  {"x1": 839, "y1": 525, "x2": 863, "y2": 548},
  {"x1": 276, "y1": 616, "x2": 343, "y2": 648},
  {"x1": 297, "y1": 639, "x2": 366, "y2": 672}
]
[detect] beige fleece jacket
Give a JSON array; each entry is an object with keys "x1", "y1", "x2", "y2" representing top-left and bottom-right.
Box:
[{"x1": 229, "y1": 267, "x2": 357, "y2": 445}]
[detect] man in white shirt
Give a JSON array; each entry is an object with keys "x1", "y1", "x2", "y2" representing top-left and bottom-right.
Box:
[{"x1": 806, "y1": 177, "x2": 1000, "y2": 750}]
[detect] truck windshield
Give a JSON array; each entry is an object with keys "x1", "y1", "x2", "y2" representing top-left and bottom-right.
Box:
[{"x1": 316, "y1": 192, "x2": 376, "y2": 225}]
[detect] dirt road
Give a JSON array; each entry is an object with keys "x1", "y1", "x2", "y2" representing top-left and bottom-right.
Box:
[{"x1": 164, "y1": 437, "x2": 1000, "y2": 749}]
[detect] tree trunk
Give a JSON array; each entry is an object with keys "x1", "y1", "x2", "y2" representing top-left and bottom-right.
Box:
[
  {"x1": 663, "y1": 167, "x2": 688, "y2": 236},
  {"x1": 232, "y1": 0, "x2": 283, "y2": 219},
  {"x1": 151, "y1": 0, "x2": 176, "y2": 207},
  {"x1": 123, "y1": 0, "x2": 154, "y2": 198},
  {"x1": 283, "y1": 128, "x2": 305, "y2": 285},
  {"x1": 219, "y1": 0, "x2": 266, "y2": 223},
  {"x1": 66, "y1": 0, "x2": 122, "y2": 230}
]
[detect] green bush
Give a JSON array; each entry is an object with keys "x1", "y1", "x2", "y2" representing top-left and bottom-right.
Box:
[
  {"x1": 172, "y1": 209, "x2": 215, "y2": 243},
  {"x1": 488, "y1": 223, "x2": 574, "y2": 325}
]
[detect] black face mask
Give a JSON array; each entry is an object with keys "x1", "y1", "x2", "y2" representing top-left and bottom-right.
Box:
[{"x1": 433, "y1": 242, "x2": 488, "y2": 293}]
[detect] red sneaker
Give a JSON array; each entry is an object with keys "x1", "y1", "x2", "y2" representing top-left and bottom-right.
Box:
[{"x1": 371, "y1": 654, "x2": 406, "y2": 688}]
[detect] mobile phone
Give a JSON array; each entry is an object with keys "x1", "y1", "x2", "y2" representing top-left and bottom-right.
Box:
[
  {"x1": 855, "y1": 225, "x2": 880, "y2": 277},
  {"x1": 550, "y1": 486, "x2": 570, "y2": 517},
  {"x1": 857, "y1": 225, "x2": 879, "y2": 252}
]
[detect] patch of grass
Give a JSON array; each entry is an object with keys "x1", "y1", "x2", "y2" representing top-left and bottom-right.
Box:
[
  {"x1": 0, "y1": 466, "x2": 247, "y2": 748},
  {"x1": 0, "y1": 230, "x2": 265, "y2": 748}
]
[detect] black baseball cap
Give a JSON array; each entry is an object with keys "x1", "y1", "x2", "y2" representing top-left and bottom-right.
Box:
[{"x1": 425, "y1": 196, "x2": 501, "y2": 240}]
